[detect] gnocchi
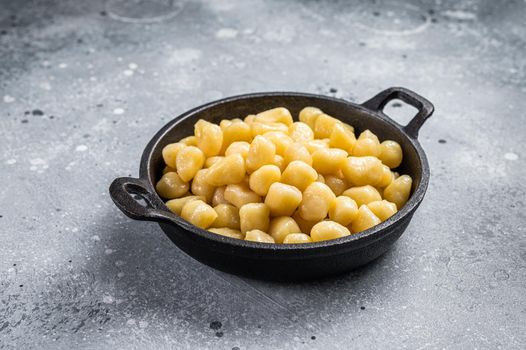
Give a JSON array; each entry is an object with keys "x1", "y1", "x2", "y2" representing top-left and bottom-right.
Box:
[{"x1": 156, "y1": 106, "x2": 412, "y2": 243}]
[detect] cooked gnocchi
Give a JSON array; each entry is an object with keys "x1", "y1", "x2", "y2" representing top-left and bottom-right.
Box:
[{"x1": 157, "y1": 107, "x2": 412, "y2": 243}]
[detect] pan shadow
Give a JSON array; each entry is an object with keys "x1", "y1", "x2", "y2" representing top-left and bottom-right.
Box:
[{"x1": 84, "y1": 206, "x2": 406, "y2": 340}]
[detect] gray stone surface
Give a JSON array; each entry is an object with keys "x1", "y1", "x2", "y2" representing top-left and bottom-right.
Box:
[{"x1": 1, "y1": 0, "x2": 525, "y2": 349}]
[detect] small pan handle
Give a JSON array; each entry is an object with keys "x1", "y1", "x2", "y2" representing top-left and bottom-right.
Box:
[
  {"x1": 362, "y1": 87, "x2": 434, "y2": 139},
  {"x1": 109, "y1": 177, "x2": 176, "y2": 222}
]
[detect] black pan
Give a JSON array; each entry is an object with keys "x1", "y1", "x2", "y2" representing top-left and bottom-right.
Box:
[{"x1": 109, "y1": 87, "x2": 434, "y2": 280}]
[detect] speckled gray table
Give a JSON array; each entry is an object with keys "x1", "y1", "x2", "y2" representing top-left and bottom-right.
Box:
[{"x1": 1, "y1": 0, "x2": 525, "y2": 349}]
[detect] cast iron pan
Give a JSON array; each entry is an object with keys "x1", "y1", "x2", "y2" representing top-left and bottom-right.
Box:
[{"x1": 109, "y1": 87, "x2": 434, "y2": 281}]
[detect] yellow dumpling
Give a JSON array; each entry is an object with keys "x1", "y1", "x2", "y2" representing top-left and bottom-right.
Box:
[
  {"x1": 239, "y1": 203, "x2": 270, "y2": 234},
  {"x1": 310, "y1": 221, "x2": 351, "y2": 242},
  {"x1": 280, "y1": 161, "x2": 318, "y2": 191},
  {"x1": 246, "y1": 135, "x2": 276, "y2": 173},
  {"x1": 181, "y1": 200, "x2": 218, "y2": 229},
  {"x1": 350, "y1": 205, "x2": 381, "y2": 233},
  {"x1": 205, "y1": 154, "x2": 246, "y2": 186},
  {"x1": 156, "y1": 172, "x2": 189, "y2": 199},
  {"x1": 194, "y1": 119, "x2": 223, "y2": 157},
  {"x1": 268, "y1": 216, "x2": 301, "y2": 243},
  {"x1": 283, "y1": 233, "x2": 312, "y2": 244},
  {"x1": 298, "y1": 182, "x2": 335, "y2": 222},
  {"x1": 249, "y1": 164, "x2": 281, "y2": 196},
  {"x1": 383, "y1": 175, "x2": 412, "y2": 209},
  {"x1": 265, "y1": 182, "x2": 303, "y2": 217},
  {"x1": 176, "y1": 146, "x2": 205, "y2": 182}
]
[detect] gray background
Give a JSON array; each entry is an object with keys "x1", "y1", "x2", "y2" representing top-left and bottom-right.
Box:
[{"x1": 1, "y1": 0, "x2": 525, "y2": 349}]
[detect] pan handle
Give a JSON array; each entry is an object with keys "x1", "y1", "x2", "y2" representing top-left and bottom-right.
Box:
[
  {"x1": 361, "y1": 87, "x2": 434, "y2": 139},
  {"x1": 109, "y1": 177, "x2": 177, "y2": 222}
]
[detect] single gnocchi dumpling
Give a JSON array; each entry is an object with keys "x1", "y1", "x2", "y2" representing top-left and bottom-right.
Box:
[
  {"x1": 255, "y1": 107, "x2": 293, "y2": 126},
  {"x1": 265, "y1": 182, "x2": 303, "y2": 217},
  {"x1": 224, "y1": 183, "x2": 262, "y2": 208},
  {"x1": 180, "y1": 200, "x2": 217, "y2": 229},
  {"x1": 249, "y1": 164, "x2": 281, "y2": 196},
  {"x1": 283, "y1": 233, "x2": 312, "y2": 244},
  {"x1": 176, "y1": 146, "x2": 205, "y2": 182},
  {"x1": 298, "y1": 182, "x2": 335, "y2": 222},
  {"x1": 220, "y1": 121, "x2": 252, "y2": 154},
  {"x1": 350, "y1": 205, "x2": 381, "y2": 233},
  {"x1": 212, "y1": 204, "x2": 240, "y2": 230},
  {"x1": 281, "y1": 161, "x2": 317, "y2": 191},
  {"x1": 194, "y1": 119, "x2": 223, "y2": 157},
  {"x1": 383, "y1": 175, "x2": 412, "y2": 209},
  {"x1": 310, "y1": 220, "x2": 351, "y2": 242},
  {"x1": 283, "y1": 142, "x2": 312, "y2": 167},
  {"x1": 239, "y1": 203, "x2": 270, "y2": 234},
  {"x1": 268, "y1": 216, "x2": 301, "y2": 243},
  {"x1": 245, "y1": 229, "x2": 275, "y2": 243},
  {"x1": 191, "y1": 169, "x2": 216, "y2": 203},
  {"x1": 205, "y1": 154, "x2": 246, "y2": 186},
  {"x1": 246, "y1": 135, "x2": 276, "y2": 173},
  {"x1": 209, "y1": 227, "x2": 244, "y2": 240},
  {"x1": 156, "y1": 172, "x2": 189, "y2": 199}
]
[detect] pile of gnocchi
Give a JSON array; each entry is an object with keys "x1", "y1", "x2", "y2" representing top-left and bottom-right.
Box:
[{"x1": 156, "y1": 107, "x2": 412, "y2": 244}]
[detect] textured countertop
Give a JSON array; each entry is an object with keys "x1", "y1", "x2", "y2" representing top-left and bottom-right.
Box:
[{"x1": 1, "y1": 0, "x2": 525, "y2": 349}]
